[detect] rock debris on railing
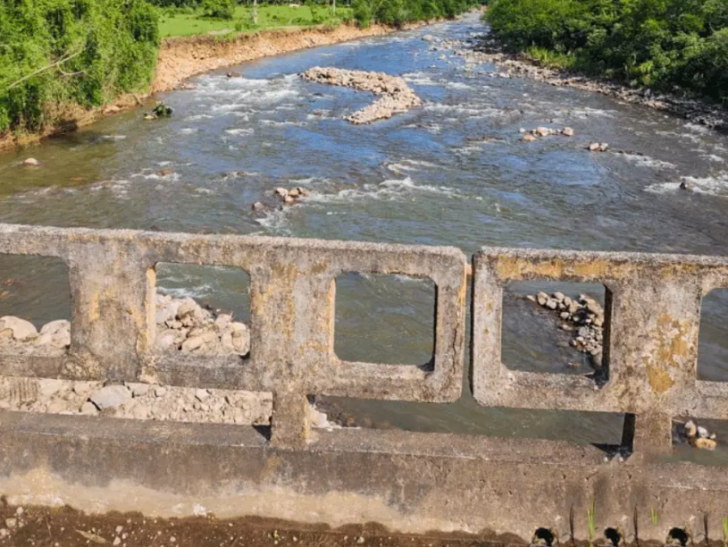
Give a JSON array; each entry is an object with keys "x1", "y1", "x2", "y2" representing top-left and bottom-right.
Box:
[
  {"x1": 0, "y1": 375, "x2": 338, "y2": 428},
  {"x1": 0, "y1": 316, "x2": 70, "y2": 352},
  {"x1": 155, "y1": 295, "x2": 249, "y2": 356},
  {"x1": 527, "y1": 291, "x2": 604, "y2": 370},
  {"x1": 301, "y1": 67, "x2": 422, "y2": 124},
  {"x1": 683, "y1": 420, "x2": 718, "y2": 450},
  {"x1": 0, "y1": 376, "x2": 271, "y2": 424}
]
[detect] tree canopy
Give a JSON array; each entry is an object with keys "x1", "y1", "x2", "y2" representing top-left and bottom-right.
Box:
[
  {"x1": 486, "y1": 0, "x2": 728, "y2": 102},
  {"x1": 0, "y1": 0, "x2": 159, "y2": 134}
]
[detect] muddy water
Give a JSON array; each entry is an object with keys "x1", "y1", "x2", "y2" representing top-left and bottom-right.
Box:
[{"x1": 1, "y1": 14, "x2": 728, "y2": 458}]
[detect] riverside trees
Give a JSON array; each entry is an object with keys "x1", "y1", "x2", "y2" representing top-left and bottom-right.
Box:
[
  {"x1": 485, "y1": 0, "x2": 728, "y2": 103},
  {"x1": 0, "y1": 0, "x2": 159, "y2": 135}
]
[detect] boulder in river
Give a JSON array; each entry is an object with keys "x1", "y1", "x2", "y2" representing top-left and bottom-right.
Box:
[{"x1": 22, "y1": 158, "x2": 41, "y2": 167}]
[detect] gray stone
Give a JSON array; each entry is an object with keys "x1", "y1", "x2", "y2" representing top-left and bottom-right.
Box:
[
  {"x1": 181, "y1": 336, "x2": 203, "y2": 352},
  {"x1": 38, "y1": 379, "x2": 65, "y2": 398},
  {"x1": 176, "y1": 298, "x2": 198, "y2": 319},
  {"x1": 128, "y1": 383, "x2": 151, "y2": 398},
  {"x1": 80, "y1": 402, "x2": 98, "y2": 415},
  {"x1": 0, "y1": 316, "x2": 37, "y2": 341},
  {"x1": 90, "y1": 385, "x2": 131, "y2": 410},
  {"x1": 40, "y1": 319, "x2": 70, "y2": 336}
]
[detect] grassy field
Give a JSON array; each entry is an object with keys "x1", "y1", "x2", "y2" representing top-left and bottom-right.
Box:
[{"x1": 159, "y1": 5, "x2": 353, "y2": 38}]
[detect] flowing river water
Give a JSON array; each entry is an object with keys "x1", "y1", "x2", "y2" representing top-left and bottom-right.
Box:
[{"x1": 1, "y1": 13, "x2": 728, "y2": 461}]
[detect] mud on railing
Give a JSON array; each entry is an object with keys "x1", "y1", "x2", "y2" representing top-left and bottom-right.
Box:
[{"x1": 2, "y1": 223, "x2": 728, "y2": 542}]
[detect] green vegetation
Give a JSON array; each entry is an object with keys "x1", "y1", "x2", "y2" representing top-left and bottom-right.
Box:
[
  {"x1": 351, "y1": 0, "x2": 477, "y2": 27},
  {"x1": 586, "y1": 497, "x2": 596, "y2": 546},
  {"x1": 1, "y1": 0, "x2": 476, "y2": 140},
  {"x1": 158, "y1": 4, "x2": 352, "y2": 38},
  {"x1": 0, "y1": 0, "x2": 159, "y2": 135},
  {"x1": 485, "y1": 0, "x2": 728, "y2": 103}
]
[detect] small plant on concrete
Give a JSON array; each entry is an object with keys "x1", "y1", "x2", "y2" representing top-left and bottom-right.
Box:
[
  {"x1": 651, "y1": 507, "x2": 659, "y2": 526},
  {"x1": 587, "y1": 498, "x2": 596, "y2": 545},
  {"x1": 722, "y1": 516, "x2": 728, "y2": 547}
]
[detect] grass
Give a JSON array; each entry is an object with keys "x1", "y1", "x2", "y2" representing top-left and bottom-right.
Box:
[
  {"x1": 159, "y1": 5, "x2": 353, "y2": 38},
  {"x1": 587, "y1": 498, "x2": 596, "y2": 546},
  {"x1": 722, "y1": 516, "x2": 728, "y2": 547}
]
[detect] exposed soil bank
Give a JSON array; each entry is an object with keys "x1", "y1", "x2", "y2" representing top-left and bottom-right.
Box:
[
  {"x1": 0, "y1": 22, "x2": 424, "y2": 153},
  {"x1": 0, "y1": 504, "x2": 508, "y2": 547},
  {"x1": 457, "y1": 35, "x2": 728, "y2": 132}
]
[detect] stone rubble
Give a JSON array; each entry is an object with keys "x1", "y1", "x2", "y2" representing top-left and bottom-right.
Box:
[
  {"x1": 520, "y1": 126, "x2": 574, "y2": 142},
  {"x1": 301, "y1": 67, "x2": 422, "y2": 124},
  {"x1": 0, "y1": 375, "x2": 273, "y2": 424},
  {"x1": 527, "y1": 291, "x2": 605, "y2": 370},
  {"x1": 0, "y1": 295, "x2": 340, "y2": 427},
  {"x1": 155, "y1": 294, "x2": 250, "y2": 356},
  {"x1": 683, "y1": 420, "x2": 718, "y2": 450},
  {"x1": 588, "y1": 142, "x2": 610, "y2": 152},
  {"x1": 0, "y1": 316, "x2": 70, "y2": 354}
]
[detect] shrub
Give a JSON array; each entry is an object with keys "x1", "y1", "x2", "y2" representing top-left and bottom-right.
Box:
[
  {"x1": 485, "y1": 0, "x2": 728, "y2": 103},
  {"x1": 0, "y1": 0, "x2": 160, "y2": 135},
  {"x1": 201, "y1": 0, "x2": 236, "y2": 19}
]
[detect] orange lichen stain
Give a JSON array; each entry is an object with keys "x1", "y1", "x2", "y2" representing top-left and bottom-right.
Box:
[
  {"x1": 573, "y1": 259, "x2": 621, "y2": 279},
  {"x1": 646, "y1": 365, "x2": 675, "y2": 394},
  {"x1": 310, "y1": 261, "x2": 329, "y2": 275},
  {"x1": 656, "y1": 313, "x2": 692, "y2": 368}
]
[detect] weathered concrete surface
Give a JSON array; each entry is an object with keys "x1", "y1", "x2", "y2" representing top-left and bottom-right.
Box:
[
  {"x1": 0, "y1": 224, "x2": 467, "y2": 448},
  {"x1": 472, "y1": 247, "x2": 728, "y2": 457},
  {"x1": 2, "y1": 411, "x2": 728, "y2": 542},
  {"x1": 1, "y1": 224, "x2": 728, "y2": 541}
]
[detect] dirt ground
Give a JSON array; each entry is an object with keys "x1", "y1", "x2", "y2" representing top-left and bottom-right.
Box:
[{"x1": 0, "y1": 503, "x2": 504, "y2": 547}]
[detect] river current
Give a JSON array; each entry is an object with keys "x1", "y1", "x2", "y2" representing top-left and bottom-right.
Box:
[{"x1": 1, "y1": 14, "x2": 727, "y2": 461}]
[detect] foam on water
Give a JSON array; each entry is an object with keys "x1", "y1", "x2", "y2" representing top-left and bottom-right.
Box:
[
  {"x1": 225, "y1": 128, "x2": 254, "y2": 136},
  {"x1": 619, "y1": 153, "x2": 676, "y2": 170},
  {"x1": 305, "y1": 177, "x2": 462, "y2": 205},
  {"x1": 645, "y1": 173, "x2": 728, "y2": 196},
  {"x1": 157, "y1": 285, "x2": 216, "y2": 300}
]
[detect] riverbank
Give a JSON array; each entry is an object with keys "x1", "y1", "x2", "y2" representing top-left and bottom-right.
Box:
[
  {"x1": 453, "y1": 34, "x2": 728, "y2": 132},
  {"x1": 0, "y1": 21, "x2": 425, "y2": 154}
]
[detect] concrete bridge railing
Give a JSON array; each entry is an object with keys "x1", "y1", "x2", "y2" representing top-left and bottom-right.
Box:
[{"x1": 1, "y1": 223, "x2": 728, "y2": 542}]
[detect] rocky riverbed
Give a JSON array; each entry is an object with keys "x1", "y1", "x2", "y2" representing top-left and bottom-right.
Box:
[
  {"x1": 301, "y1": 67, "x2": 422, "y2": 124},
  {"x1": 436, "y1": 34, "x2": 728, "y2": 131},
  {"x1": 155, "y1": 294, "x2": 250, "y2": 355},
  {"x1": 527, "y1": 291, "x2": 605, "y2": 372}
]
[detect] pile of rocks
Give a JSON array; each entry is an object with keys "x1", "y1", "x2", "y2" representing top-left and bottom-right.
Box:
[
  {"x1": 301, "y1": 67, "x2": 422, "y2": 124},
  {"x1": 0, "y1": 376, "x2": 272, "y2": 424},
  {"x1": 252, "y1": 186, "x2": 311, "y2": 211},
  {"x1": 521, "y1": 126, "x2": 574, "y2": 142},
  {"x1": 155, "y1": 294, "x2": 249, "y2": 356},
  {"x1": 527, "y1": 291, "x2": 605, "y2": 370},
  {"x1": 0, "y1": 316, "x2": 70, "y2": 353},
  {"x1": 683, "y1": 420, "x2": 718, "y2": 450},
  {"x1": 588, "y1": 142, "x2": 610, "y2": 152}
]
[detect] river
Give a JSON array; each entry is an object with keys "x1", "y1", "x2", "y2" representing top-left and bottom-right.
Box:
[{"x1": 0, "y1": 13, "x2": 727, "y2": 461}]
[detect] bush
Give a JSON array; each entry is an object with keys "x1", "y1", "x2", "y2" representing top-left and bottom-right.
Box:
[
  {"x1": 485, "y1": 0, "x2": 728, "y2": 103},
  {"x1": 352, "y1": 0, "x2": 372, "y2": 27},
  {"x1": 0, "y1": 0, "x2": 160, "y2": 135},
  {"x1": 201, "y1": 0, "x2": 236, "y2": 19},
  {"x1": 352, "y1": 0, "x2": 474, "y2": 27}
]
